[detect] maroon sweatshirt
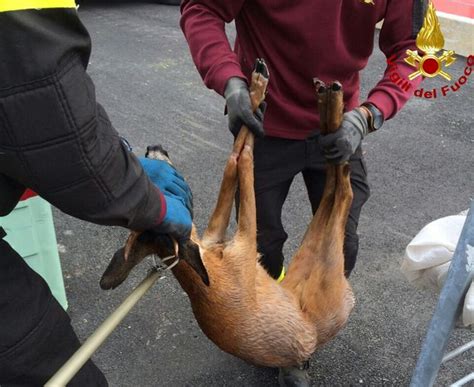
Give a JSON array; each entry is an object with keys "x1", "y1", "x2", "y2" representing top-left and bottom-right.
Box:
[{"x1": 181, "y1": 0, "x2": 425, "y2": 140}]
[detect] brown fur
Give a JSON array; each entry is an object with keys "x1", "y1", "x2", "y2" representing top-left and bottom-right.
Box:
[{"x1": 101, "y1": 67, "x2": 355, "y2": 367}]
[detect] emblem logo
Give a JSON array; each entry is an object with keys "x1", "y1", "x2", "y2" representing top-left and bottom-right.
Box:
[{"x1": 405, "y1": 1, "x2": 456, "y2": 80}]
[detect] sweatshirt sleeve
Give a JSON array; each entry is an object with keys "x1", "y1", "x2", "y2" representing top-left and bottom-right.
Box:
[
  {"x1": 180, "y1": 0, "x2": 247, "y2": 95},
  {"x1": 365, "y1": 0, "x2": 427, "y2": 120}
]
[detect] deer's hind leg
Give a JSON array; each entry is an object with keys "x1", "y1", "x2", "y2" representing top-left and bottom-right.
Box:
[
  {"x1": 300, "y1": 164, "x2": 354, "y2": 336},
  {"x1": 282, "y1": 164, "x2": 337, "y2": 293},
  {"x1": 327, "y1": 164, "x2": 354, "y2": 253},
  {"x1": 314, "y1": 163, "x2": 353, "y2": 273}
]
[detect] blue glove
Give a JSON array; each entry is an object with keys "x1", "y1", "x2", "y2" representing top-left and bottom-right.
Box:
[
  {"x1": 156, "y1": 195, "x2": 192, "y2": 242},
  {"x1": 139, "y1": 157, "x2": 193, "y2": 215}
]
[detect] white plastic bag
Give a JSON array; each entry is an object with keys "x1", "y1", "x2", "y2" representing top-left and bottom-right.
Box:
[{"x1": 401, "y1": 213, "x2": 474, "y2": 327}]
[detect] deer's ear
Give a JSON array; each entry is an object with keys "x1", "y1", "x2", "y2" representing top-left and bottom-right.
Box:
[
  {"x1": 179, "y1": 239, "x2": 210, "y2": 286},
  {"x1": 100, "y1": 246, "x2": 130, "y2": 290},
  {"x1": 100, "y1": 231, "x2": 156, "y2": 290}
]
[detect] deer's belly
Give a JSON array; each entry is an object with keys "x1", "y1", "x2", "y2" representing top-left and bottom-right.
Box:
[{"x1": 188, "y1": 279, "x2": 318, "y2": 367}]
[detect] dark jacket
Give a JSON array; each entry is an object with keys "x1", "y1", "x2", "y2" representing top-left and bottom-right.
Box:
[{"x1": 0, "y1": 7, "x2": 165, "y2": 230}]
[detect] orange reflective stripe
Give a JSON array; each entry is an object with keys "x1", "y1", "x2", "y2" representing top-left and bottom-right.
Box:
[{"x1": 0, "y1": 0, "x2": 76, "y2": 12}]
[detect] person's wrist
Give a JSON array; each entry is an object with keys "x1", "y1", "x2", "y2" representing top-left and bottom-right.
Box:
[
  {"x1": 358, "y1": 105, "x2": 370, "y2": 120},
  {"x1": 360, "y1": 103, "x2": 384, "y2": 133},
  {"x1": 156, "y1": 189, "x2": 167, "y2": 225},
  {"x1": 357, "y1": 106, "x2": 371, "y2": 136},
  {"x1": 345, "y1": 109, "x2": 369, "y2": 138},
  {"x1": 224, "y1": 77, "x2": 247, "y2": 99}
]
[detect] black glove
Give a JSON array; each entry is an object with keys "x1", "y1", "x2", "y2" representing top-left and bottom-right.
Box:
[
  {"x1": 318, "y1": 108, "x2": 369, "y2": 164},
  {"x1": 224, "y1": 77, "x2": 265, "y2": 137}
]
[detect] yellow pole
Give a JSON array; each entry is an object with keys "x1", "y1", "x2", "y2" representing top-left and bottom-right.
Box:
[{"x1": 45, "y1": 269, "x2": 162, "y2": 387}]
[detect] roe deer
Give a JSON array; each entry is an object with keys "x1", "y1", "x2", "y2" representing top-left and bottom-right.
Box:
[{"x1": 100, "y1": 60, "x2": 355, "y2": 368}]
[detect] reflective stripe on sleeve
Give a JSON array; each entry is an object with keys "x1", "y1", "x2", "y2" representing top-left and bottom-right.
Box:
[{"x1": 0, "y1": 0, "x2": 76, "y2": 12}]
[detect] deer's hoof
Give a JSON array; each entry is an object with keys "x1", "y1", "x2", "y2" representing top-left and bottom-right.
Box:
[{"x1": 278, "y1": 362, "x2": 311, "y2": 387}]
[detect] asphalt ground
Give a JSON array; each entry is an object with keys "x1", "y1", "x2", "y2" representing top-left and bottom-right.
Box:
[{"x1": 51, "y1": 2, "x2": 473, "y2": 386}]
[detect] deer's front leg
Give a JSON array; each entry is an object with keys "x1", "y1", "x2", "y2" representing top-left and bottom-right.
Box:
[
  {"x1": 223, "y1": 140, "x2": 259, "y2": 290},
  {"x1": 235, "y1": 143, "x2": 257, "y2": 248},
  {"x1": 204, "y1": 60, "x2": 268, "y2": 247},
  {"x1": 202, "y1": 152, "x2": 239, "y2": 246}
]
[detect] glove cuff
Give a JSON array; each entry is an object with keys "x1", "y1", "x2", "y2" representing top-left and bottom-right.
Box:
[
  {"x1": 156, "y1": 189, "x2": 167, "y2": 225},
  {"x1": 224, "y1": 77, "x2": 248, "y2": 99},
  {"x1": 360, "y1": 103, "x2": 384, "y2": 133},
  {"x1": 347, "y1": 108, "x2": 370, "y2": 138}
]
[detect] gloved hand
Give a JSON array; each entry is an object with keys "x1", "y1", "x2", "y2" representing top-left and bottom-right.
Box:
[
  {"x1": 155, "y1": 194, "x2": 192, "y2": 243},
  {"x1": 99, "y1": 150, "x2": 195, "y2": 292},
  {"x1": 318, "y1": 108, "x2": 368, "y2": 164},
  {"x1": 139, "y1": 157, "x2": 193, "y2": 215},
  {"x1": 224, "y1": 77, "x2": 265, "y2": 137}
]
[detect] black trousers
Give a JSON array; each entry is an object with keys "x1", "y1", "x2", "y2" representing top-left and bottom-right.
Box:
[
  {"x1": 0, "y1": 229, "x2": 107, "y2": 386},
  {"x1": 252, "y1": 136, "x2": 370, "y2": 279}
]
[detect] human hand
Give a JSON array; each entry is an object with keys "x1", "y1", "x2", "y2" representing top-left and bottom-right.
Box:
[
  {"x1": 139, "y1": 157, "x2": 193, "y2": 215},
  {"x1": 318, "y1": 108, "x2": 368, "y2": 164},
  {"x1": 99, "y1": 196, "x2": 192, "y2": 291},
  {"x1": 224, "y1": 77, "x2": 265, "y2": 137},
  {"x1": 154, "y1": 194, "x2": 192, "y2": 242}
]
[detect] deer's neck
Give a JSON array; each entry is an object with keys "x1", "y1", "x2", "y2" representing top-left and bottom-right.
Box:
[{"x1": 172, "y1": 261, "x2": 206, "y2": 298}]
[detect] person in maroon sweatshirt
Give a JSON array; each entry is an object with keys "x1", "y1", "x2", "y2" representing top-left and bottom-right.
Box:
[{"x1": 180, "y1": 1, "x2": 426, "y2": 384}]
